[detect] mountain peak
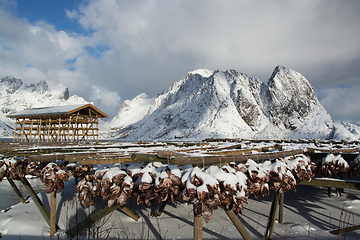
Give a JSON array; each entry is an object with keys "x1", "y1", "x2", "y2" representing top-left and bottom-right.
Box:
[
  {"x1": 188, "y1": 69, "x2": 214, "y2": 78},
  {"x1": 109, "y1": 67, "x2": 335, "y2": 140}
]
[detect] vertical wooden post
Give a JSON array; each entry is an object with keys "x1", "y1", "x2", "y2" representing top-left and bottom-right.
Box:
[
  {"x1": 265, "y1": 190, "x2": 281, "y2": 239},
  {"x1": 225, "y1": 210, "x2": 252, "y2": 240},
  {"x1": 29, "y1": 118, "x2": 34, "y2": 142},
  {"x1": 47, "y1": 119, "x2": 51, "y2": 142},
  {"x1": 20, "y1": 118, "x2": 25, "y2": 142},
  {"x1": 194, "y1": 215, "x2": 203, "y2": 240},
  {"x1": 13, "y1": 118, "x2": 18, "y2": 142},
  {"x1": 278, "y1": 193, "x2": 284, "y2": 223},
  {"x1": 50, "y1": 191, "x2": 57, "y2": 237},
  {"x1": 67, "y1": 116, "x2": 71, "y2": 142},
  {"x1": 38, "y1": 118, "x2": 42, "y2": 142},
  {"x1": 7, "y1": 177, "x2": 26, "y2": 203}
]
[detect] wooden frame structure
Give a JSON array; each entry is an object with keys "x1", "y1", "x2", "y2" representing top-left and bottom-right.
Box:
[{"x1": 7, "y1": 104, "x2": 108, "y2": 142}]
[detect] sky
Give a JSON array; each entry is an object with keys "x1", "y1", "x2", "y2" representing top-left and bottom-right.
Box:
[{"x1": 0, "y1": 0, "x2": 359, "y2": 122}]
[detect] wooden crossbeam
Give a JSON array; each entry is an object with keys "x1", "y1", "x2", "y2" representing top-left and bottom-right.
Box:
[
  {"x1": 330, "y1": 225, "x2": 360, "y2": 235},
  {"x1": 225, "y1": 210, "x2": 252, "y2": 240},
  {"x1": 7, "y1": 177, "x2": 26, "y2": 203},
  {"x1": 66, "y1": 203, "x2": 139, "y2": 238},
  {"x1": 20, "y1": 178, "x2": 55, "y2": 229},
  {"x1": 298, "y1": 178, "x2": 360, "y2": 190}
]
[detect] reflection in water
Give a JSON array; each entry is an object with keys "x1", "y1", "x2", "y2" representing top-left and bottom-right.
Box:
[{"x1": 0, "y1": 177, "x2": 45, "y2": 211}]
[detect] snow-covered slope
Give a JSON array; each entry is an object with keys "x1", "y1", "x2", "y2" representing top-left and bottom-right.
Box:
[
  {"x1": 331, "y1": 121, "x2": 360, "y2": 141},
  {"x1": 109, "y1": 66, "x2": 341, "y2": 140},
  {"x1": 109, "y1": 93, "x2": 153, "y2": 130},
  {"x1": 0, "y1": 76, "x2": 87, "y2": 137}
]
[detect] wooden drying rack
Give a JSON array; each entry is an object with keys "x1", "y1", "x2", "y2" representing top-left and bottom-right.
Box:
[{"x1": 1, "y1": 140, "x2": 359, "y2": 239}]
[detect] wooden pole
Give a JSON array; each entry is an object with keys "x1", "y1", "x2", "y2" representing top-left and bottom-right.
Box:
[
  {"x1": 66, "y1": 203, "x2": 139, "y2": 238},
  {"x1": 21, "y1": 178, "x2": 51, "y2": 227},
  {"x1": 47, "y1": 119, "x2": 51, "y2": 142},
  {"x1": 170, "y1": 149, "x2": 304, "y2": 166},
  {"x1": 278, "y1": 193, "x2": 284, "y2": 223},
  {"x1": 38, "y1": 118, "x2": 42, "y2": 142},
  {"x1": 152, "y1": 200, "x2": 169, "y2": 217},
  {"x1": 21, "y1": 118, "x2": 25, "y2": 142},
  {"x1": 29, "y1": 119, "x2": 34, "y2": 142},
  {"x1": 13, "y1": 118, "x2": 18, "y2": 142},
  {"x1": 298, "y1": 178, "x2": 360, "y2": 190},
  {"x1": 194, "y1": 215, "x2": 203, "y2": 240},
  {"x1": 330, "y1": 225, "x2": 360, "y2": 235},
  {"x1": 7, "y1": 177, "x2": 26, "y2": 203},
  {"x1": 50, "y1": 191, "x2": 57, "y2": 237},
  {"x1": 225, "y1": 210, "x2": 252, "y2": 240},
  {"x1": 265, "y1": 191, "x2": 281, "y2": 239},
  {"x1": 67, "y1": 116, "x2": 71, "y2": 142}
]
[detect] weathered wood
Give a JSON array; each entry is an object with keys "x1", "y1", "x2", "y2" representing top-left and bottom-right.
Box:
[
  {"x1": 28, "y1": 154, "x2": 66, "y2": 162},
  {"x1": 194, "y1": 215, "x2": 203, "y2": 240},
  {"x1": 7, "y1": 177, "x2": 26, "y2": 203},
  {"x1": 225, "y1": 210, "x2": 252, "y2": 240},
  {"x1": 330, "y1": 224, "x2": 360, "y2": 235},
  {"x1": 9, "y1": 107, "x2": 104, "y2": 142},
  {"x1": 170, "y1": 149, "x2": 304, "y2": 166},
  {"x1": 278, "y1": 193, "x2": 284, "y2": 223},
  {"x1": 66, "y1": 203, "x2": 139, "y2": 238},
  {"x1": 79, "y1": 157, "x2": 134, "y2": 165},
  {"x1": 152, "y1": 200, "x2": 169, "y2": 217},
  {"x1": 210, "y1": 143, "x2": 243, "y2": 151},
  {"x1": 156, "y1": 150, "x2": 188, "y2": 159},
  {"x1": 298, "y1": 178, "x2": 360, "y2": 190},
  {"x1": 50, "y1": 191, "x2": 57, "y2": 237},
  {"x1": 306, "y1": 147, "x2": 359, "y2": 154},
  {"x1": 265, "y1": 191, "x2": 281, "y2": 239},
  {"x1": 207, "y1": 145, "x2": 282, "y2": 156},
  {"x1": 117, "y1": 206, "x2": 139, "y2": 221},
  {"x1": 21, "y1": 178, "x2": 51, "y2": 227},
  {"x1": 131, "y1": 153, "x2": 169, "y2": 163}
]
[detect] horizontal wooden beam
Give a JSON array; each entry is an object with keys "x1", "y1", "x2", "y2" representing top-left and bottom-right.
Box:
[
  {"x1": 298, "y1": 178, "x2": 360, "y2": 190},
  {"x1": 170, "y1": 149, "x2": 304, "y2": 166}
]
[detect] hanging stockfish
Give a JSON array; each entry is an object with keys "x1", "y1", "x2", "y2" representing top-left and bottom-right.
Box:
[
  {"x1": 40, "y1": 162, "x2": 69, "y2": 193},
  {"x1": 319, "y1": 153, "x2": 349, "y2": 177}
]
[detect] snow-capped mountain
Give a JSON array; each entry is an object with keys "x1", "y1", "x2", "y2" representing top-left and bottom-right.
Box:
[
  {"x1": 331, "y1": 121, "x2": 360, "y2": 141},
  {"x1": 0, "y1": 76, "x2": 87, "y2": 137},
  {"x1": 109, "y1": 66, "x2": 356, "y2": 140}
]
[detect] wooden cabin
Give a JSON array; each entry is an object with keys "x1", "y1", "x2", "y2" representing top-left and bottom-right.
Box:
[{"x1": 7, "y1": 104, "x2": 108, "y2": 142}]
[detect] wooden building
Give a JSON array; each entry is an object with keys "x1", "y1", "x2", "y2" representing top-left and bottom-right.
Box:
[{"x1": 7, "y1": 104, "x2": 108, "y2": 142}]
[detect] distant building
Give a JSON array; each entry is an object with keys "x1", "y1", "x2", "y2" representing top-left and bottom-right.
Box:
[{"x1": 7, "y1": 104, "x2": 108, "y2": 142}]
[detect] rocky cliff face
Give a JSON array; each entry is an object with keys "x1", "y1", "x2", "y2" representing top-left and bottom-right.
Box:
[
  {"x1": 0, "y1": 76, "x2": 87, "y2": 137},
  {"x1": 109, "y1": 66, "x2": 335, "y2": 140}
]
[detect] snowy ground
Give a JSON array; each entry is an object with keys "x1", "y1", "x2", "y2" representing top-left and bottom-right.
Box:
[{"x1": 0, "y1": 177, "x2": 359, "y2": 240}]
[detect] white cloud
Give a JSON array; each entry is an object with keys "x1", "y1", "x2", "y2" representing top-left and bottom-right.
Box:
[
  {"x1": 0, "y1": 0, "x2": 359, "y2": 121},
  {"x1": 90, "y1": 85, "x2": 121, "y2": 112}
]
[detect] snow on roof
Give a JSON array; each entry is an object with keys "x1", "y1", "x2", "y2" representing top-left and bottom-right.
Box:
[{"x1": 7, "y1": 104, "x2": 108, "y2": 118}]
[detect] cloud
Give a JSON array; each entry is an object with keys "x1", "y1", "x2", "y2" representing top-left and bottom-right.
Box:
[
  {"x1": 0, "y1": 0, "x2": 359, "y2": 121},
  {"x1": 90, "y1": 85, "x2": 121, "y2": 113},
  {"x1": 317, "y1": 86, "x2": 360, "y2": 120}
]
